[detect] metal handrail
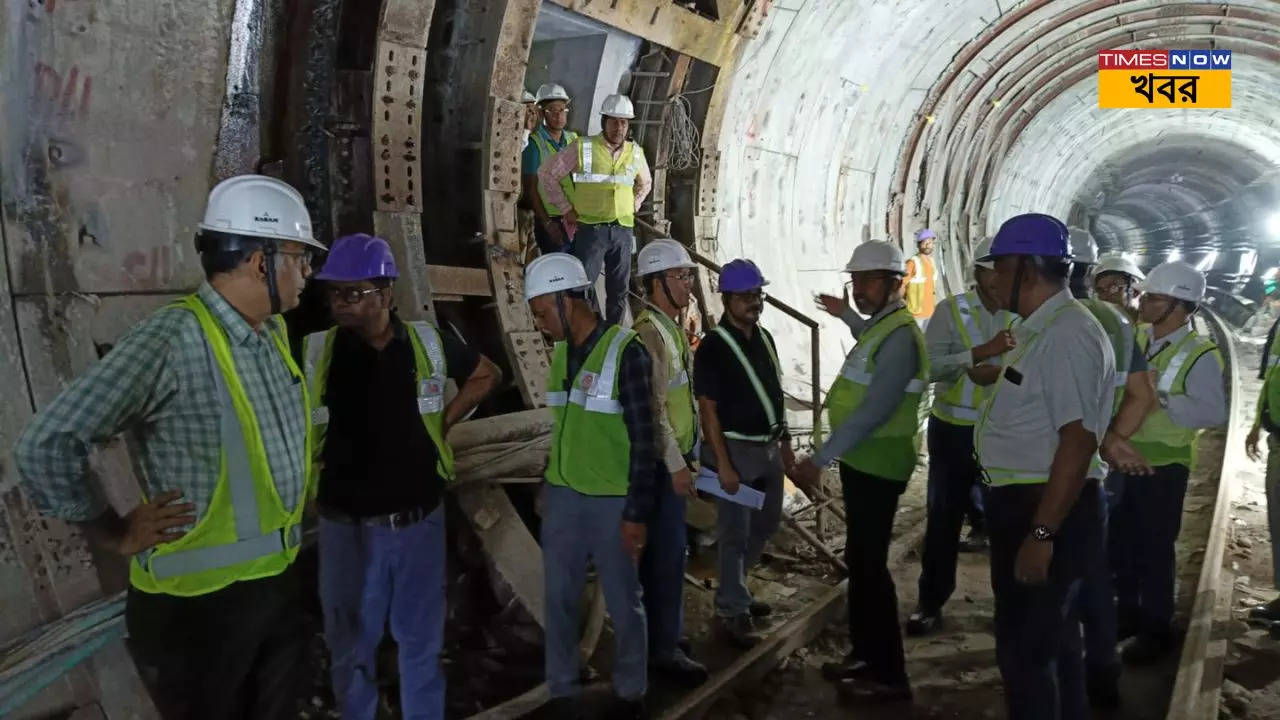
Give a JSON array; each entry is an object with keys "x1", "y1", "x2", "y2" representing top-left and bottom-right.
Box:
[{"x1": 632, "y1": 219, "x2": 824, "y2": 446}]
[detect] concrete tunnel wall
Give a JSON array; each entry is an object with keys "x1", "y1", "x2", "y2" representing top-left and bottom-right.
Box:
[{"x1": 706, "y1": 0, "x2": 1280, "y2": 402}]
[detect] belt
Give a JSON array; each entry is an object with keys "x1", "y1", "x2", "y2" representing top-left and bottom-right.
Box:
[{"x1": 319, "y1": 504, "x2": 434, "y2": 530}]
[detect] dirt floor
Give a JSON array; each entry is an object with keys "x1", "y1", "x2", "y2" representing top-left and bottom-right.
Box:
[{"x1": 1215, "y1": 335, "x2": 1280, "y2": 720}]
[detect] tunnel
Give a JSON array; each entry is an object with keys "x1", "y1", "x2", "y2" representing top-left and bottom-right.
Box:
[{"x1": 1, "y1": 0, "x2": 1279, "y2": 718}]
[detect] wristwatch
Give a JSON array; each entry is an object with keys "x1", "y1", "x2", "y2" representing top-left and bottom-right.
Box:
[{"x1": 1031, "y1": 524, "x2": 1056, "y2": 542}]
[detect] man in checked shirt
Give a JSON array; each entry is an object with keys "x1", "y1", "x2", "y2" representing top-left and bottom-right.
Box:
[
  {"x1": 524, "y1": 252, "x2": 657, "y2": 720},
  {"x1": 13, "y1": 175, "x2": 324, "y2": 720}
]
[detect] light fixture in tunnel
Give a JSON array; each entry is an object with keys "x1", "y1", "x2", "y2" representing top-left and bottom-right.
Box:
[
  {"x1": 1267, "y1": 212, "x2": 1280, "y2": 239},
  {"x1": 1196, "y1": 250, "x2": 1219, "y2": 272}
]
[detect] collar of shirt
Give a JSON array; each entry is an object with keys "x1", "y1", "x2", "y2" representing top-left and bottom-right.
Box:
[
  {"x1": 537, "y1": 125, "x2": 572, "y2": 150},
  {"x1": 197, "y1": 282, "x2": 260, "y2": 347},
  {"x1": 335, "y1": 313, "x2": 410, "y2": 352},
  {"x1": 594, "y1": 134, "x2": 626, "y2": 157},
  {"x1": 1020, "y1": 288, "x2": 1075, "y2": 335},
  {"x1": 715, "y1": 315, "x2": 765, "y2": 345},
  {"x1": 1148, "y1": 323, "x2": 1192, "y2": 358},
  {"x1": 567, "y1": 321, "x2": 608, "y2": 374},
  {"x1": 866, "y1": 299, "x2": 906, "y2": 327}
]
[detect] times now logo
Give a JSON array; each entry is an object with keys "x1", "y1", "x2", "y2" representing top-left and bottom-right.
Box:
[{"x1": 1098, "y1": 49, "x2": 1232, "y2": 70}]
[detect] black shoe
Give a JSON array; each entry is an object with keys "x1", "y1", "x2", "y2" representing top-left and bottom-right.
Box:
[
  {"x1": 749, "y1": 600, "x2": 773, "y2": 618},
  {"x1": 545, "y1": 696, "x2": 585, "y2": 720},
  {"x1": 651, "y1": 649, "x2": 709, "y2": 687},
  {"x1": 1086, "y1": 666, "x2": 1122, "y2": 709},
  {"x1": 821, "y1": 654, "x2": 873, "y2": 682},
  {"x1": 718, "y1": 613, "x2": 762, "y2": 649},
  {"x1": 1269, "y1": 621, "x2": 1280, "y2": 641},
  {"x1": 611, "y1": 696, "x2": 647, "y2": 720},
  {"x1": 1122, "y1": 633, "x2": 1175, "y2": 665},
  {"x1": 1248, "y1": 598, "x2": 1280, "y2": 623},
  {"x1": 905, "y1": 607, "x2": 943, "y2": 636},
  {"x1": 837, "y1": 676, "x2": 913, "y2": 704},
  {"x1": 677, "y1": 636, "x2": 693, "y2": 658}
]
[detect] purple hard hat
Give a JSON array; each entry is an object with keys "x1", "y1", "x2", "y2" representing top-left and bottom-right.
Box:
[
  {"x1": 314, "y1": 233, "x2": 399, "y2": 281},
  {"x1": 981, "y1": 213, "x2": 1071, "y2": 261},
  {"x1": 719, "y1": 259, "x2": 768, "y2": 293},
  {"x1": 915, "y1": 228, "x2": 937, "y2": 242}
]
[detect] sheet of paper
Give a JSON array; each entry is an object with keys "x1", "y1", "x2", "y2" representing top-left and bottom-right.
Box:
[{"x1": 695, "y1": 467, "x2": 765, "y2": 510}]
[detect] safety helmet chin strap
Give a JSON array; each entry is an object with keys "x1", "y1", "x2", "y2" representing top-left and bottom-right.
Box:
[
  {"x1": 1008, "y1": 256, "x2": 1028, "y2": 315},
  {"x1": 556, "y1": 291, "x2": 573, "y2": 392},
  {"x1": 262, "y1": 241, "x2": 281, "y2": 316}
]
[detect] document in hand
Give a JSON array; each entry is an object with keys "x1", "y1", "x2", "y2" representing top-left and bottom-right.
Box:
[{"x1": 695, "y1": 466, "x2": 765, "y2": 510}]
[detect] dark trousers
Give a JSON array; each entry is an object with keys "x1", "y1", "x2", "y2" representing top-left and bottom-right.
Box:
[
  {"x1": 840, "y1": 465, "x2": 907, "y2": 684},
  {"x1": 918, "y1": 417, "x2": 983, "y2": 612},
  {"x1": 1079, "y1": 474, "x2": 1120, "y2": 673},
  {"x1": 989, "y1": 482, "x2": 1100, "y2": 720},
  {"x1": 639, "y1": 462, "x2": 688, "y2": 661},
  {"x1": 534, "y1": 217, "x2": 569, "y2": 255},
  {"x1": 572, "y1": 222, "x2": 634, "y2": 325},
  {"x1": 1112, "y1": 463, "x2": 1190, "y2": 638},
  {"x1": 126, "y1": 566, "x2": 306, "y2": 720}
]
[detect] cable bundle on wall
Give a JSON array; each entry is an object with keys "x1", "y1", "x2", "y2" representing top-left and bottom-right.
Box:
[{"x1": 665, "y1": 94, "x2": 703, "y2": 172}]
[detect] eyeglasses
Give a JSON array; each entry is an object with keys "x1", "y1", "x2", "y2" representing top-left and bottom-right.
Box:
[
  {"x1": 727, "y1": 290, "x2": 766, "y2": 301},
  {"x1": 542, "y1": 107, "x2": 569, "y2": 117},
  {"x1": 668, "y1": 270, "x2": 695, "y2": 283},
  {"x1": 276, "y1": 249, "x2": 317, "y2": 265},
  {"x1": 325, "y1": 286, "x2": 381, "y2": 305}
]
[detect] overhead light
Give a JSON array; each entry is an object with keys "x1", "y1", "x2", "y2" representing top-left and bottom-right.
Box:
[
  {"x1": 1267, "y1": 212, "x2": 1280, "y2": 238},
  {"x1": 1167, "y1": 248, "x2": 1182, "y2": 261},
  {"x1": 1196, "y1": 250, "x2": 1218, "y2": 271}
]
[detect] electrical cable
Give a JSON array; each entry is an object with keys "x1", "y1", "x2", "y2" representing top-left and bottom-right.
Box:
[{"x1": 664, "y1": 94, "x2": 702, "y2": 172}]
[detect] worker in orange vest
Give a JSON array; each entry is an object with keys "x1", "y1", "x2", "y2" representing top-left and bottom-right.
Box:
[{"x1": 905, "y1": 229, "x2": 942, "y2": 329}]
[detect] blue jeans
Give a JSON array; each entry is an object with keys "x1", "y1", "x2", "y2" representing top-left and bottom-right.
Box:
[
  {"x1": 319, "y1": 508, "x2": 446, "y2": 720},
  {"x1": 988, "y1": 482, "x2": 1100, "y2": 720},
  {"x1": 639, "y1": 462, "x2": 688, "y2": 661},
  {"x1": 542, "y1": 485, "x2": 648, "y2": 700},
  {"x1": 572, "y1": 222, "x2": 634, "y2": 325}
]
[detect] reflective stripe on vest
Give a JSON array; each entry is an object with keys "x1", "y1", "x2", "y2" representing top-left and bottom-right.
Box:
[
  {"x1": 710, "y1": 325, "x2": 782, "y2": 442},
  {"x1": 824, "y1": 307, "x2": 929, "y2": 481},
  {"x1": 556, "y1": 328, "x2": 631, "y2": 414},
  {"x1": 636, "y1": 309, "x2": 698, "y2": 453},
  {"x1": 572, "y1": 139, "x2": 638, "y2": 185},
  {"x1": 532, "y1": 129, "x2": 578, "y2": 216},
  {"x1": 304, "y1": 321, "x2": 454, "y2": 480},
  {"x1": 932, "y1": 292, "x2": 1014, "y2": 426},
  {"x1": 975, "y1": 301, "x2": 1105, "y2": 486},
  {"x1": 132, "y1": 296, "x2": 311, "y2": 593},
  {"x1": 1131, "y1": 327, "x2": 1220, "y2": 468}
]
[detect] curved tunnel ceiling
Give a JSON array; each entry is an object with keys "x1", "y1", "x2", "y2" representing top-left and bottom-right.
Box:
[{"x1": 710, "y1": 0, "x2": 1280, "y2": 391}]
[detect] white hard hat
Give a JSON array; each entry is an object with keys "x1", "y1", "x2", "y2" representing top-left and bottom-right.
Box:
[
  {"x1": 1094, "y1": 253, "x2": 1146, "y2": 281},
  {"x1": 601, "y1": 94, "x2": 635, "y2": 119},
  {"x1": 1068, "y1": 227, "x2": 1098, "y2": 265},
  {"x1": 1142, "y1": 260, "x2": 1206, "y2": 303},
  {"x1": 198, "y1": 174, "x2": 325, "y2": 251},
  {"x1": 844, "y1": 240, "x2": 906, "y2": 274},
  {"x1": 536, "y1": 84, "x2": 570, "y2": 104},
  {"x1": 524, "y1": 252, "x2": 591, "y2": 301},
  {"x1": 637, "y1": 238, "x2": 697, "y2": 276},
  {"x1": 522, "y1": 89, "x2": 536, "y2": 103},
  {"x1": 974, "y1": 238, "x2": 996, "y2": 270}
]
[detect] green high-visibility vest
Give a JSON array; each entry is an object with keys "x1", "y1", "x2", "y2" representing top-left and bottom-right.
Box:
[
  {"x1": 546, "y1": 325, "x2": 638, "y2": 496},
  {"x1": 1131, "y1": 326, "x2": 1222, "y2": 468},
  {"x1": 932, "y1": 291, "x2": 1015, "y2": 426},
  {"x1": 530, "y1": 129, "x2": 579, "y2": 217},
  {"x1": 129, "y1": 295, "x2": 313, "y2": 597},
  {"x1": 975, "y1": 301, "x2": 1105, "y2": 486},
  {"x1": 635, "y1": 308, "x2": 697, "y2": 454},
  {"x1": 1081, "y1": 298, "x2": 1135, "y2": 414},
  {"x1": 302, "y1": 322, "x2": 455, "y2": 482},
  {"x1": 825, "y1": 307, "x2": 930, "y2": 481},
  {"x1": 561, "y1": 135, "x2": 644, "y2": 227},
  {"x1": 709, "y1": 324, "x2": 783, "y2": 442}
]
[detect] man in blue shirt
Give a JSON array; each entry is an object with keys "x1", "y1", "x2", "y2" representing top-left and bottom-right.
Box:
[{"x1": 523, "y1": 83, "x2": 580, "y2": 254}]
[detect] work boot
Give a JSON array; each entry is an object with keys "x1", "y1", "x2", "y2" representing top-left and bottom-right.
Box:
[
  {"x1": 905, "y1": 607, "x2": 943, "y2": 636},
  {"x1": 1122, "y1": 633, "x2": 1175, "y2": 665},
  {"x1": 821, "y1": 653, "x2": 874, "y2": 682},
  {"x1": 677, "y1": 636, "x2": 694, "y2": 658},
  {"x1": 749, "y1": 600, "x2": 773, "y2": 618},
  {"x1": 1248, "y1": 597, "x2": 1280, "y2": 623},
  {"x1": 650, "y1": 648, "x2": 709, "y2": 687},
  {"x1": 610, "y1": 695, "x2": 647, "y2": 720},
  {"x1": 961, "y1": 525, "x2": 989, "y2": 552},
  {"x1": 1086, "y1": 665, "x2": 1122, "y2": 709},
  {"x1": 837, "y1": 676, "x2": 913, "y2": 705},
  {"x1": 717, "y1": 613, "x2": 762, "y2": 649},
  {"x1": 545, "y1": 696, "x2": 585, "y2": 720}
]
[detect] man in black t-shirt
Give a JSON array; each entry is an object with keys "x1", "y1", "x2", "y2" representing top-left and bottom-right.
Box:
[
  {"x1": 694, "y1": 259, "x2": 794, "y2": 648},
  {"x1": 303, "y1": 234, "x2": 501, "y2": 720}
]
